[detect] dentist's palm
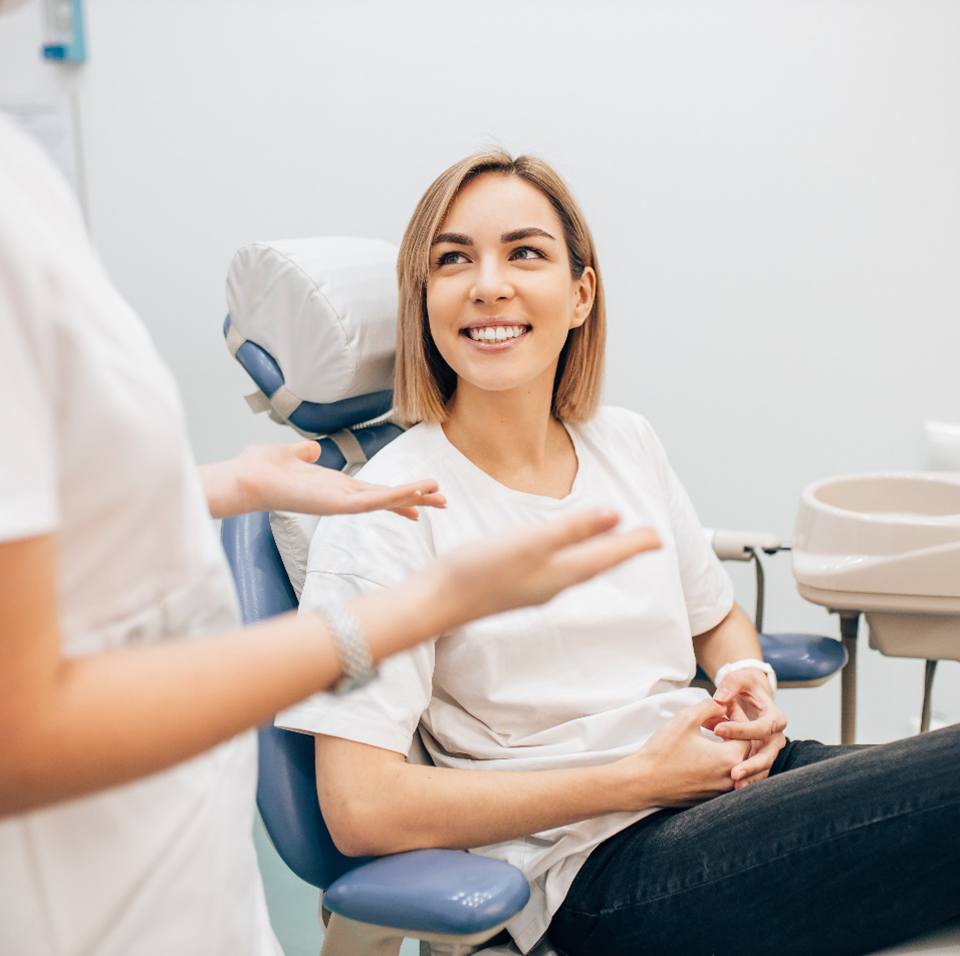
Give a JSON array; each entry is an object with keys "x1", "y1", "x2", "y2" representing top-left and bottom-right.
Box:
[{"x1": 445, "y1": 510, "x2": 661, "y2": 625}]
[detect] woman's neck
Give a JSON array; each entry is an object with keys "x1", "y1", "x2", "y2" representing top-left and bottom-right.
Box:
[{"x1": 441, "y1": 369, "x2": 578, "y2": 498}]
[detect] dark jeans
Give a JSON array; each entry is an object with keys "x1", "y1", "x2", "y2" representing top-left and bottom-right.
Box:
[{"x1": 545, "y1": 723, "x2": 960, "y2": 956}]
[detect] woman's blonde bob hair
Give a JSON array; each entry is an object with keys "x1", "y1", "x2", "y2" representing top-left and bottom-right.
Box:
[{"x1": 394, "y1": 149, "x2": 606, "y2": 425}]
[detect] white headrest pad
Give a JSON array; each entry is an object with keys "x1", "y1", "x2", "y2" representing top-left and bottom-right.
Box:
[{"x1": 225, "y1": 237, "x2": 398, "y2": 404}]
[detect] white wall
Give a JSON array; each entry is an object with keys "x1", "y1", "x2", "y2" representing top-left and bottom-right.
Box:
[{"x1": 2, "y1": 0, "x2": 958, "y2": 743}]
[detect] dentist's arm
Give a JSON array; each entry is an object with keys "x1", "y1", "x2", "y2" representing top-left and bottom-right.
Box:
[{"x1": 0, "y1": 511, "x2": 657, "y2": 817}]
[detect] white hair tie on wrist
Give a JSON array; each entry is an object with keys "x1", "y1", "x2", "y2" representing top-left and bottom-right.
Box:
[{"x1": 714, "y1": 658, "x2": 777, "y2": 694}]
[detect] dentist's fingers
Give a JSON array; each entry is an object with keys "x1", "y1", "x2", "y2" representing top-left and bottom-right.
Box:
[
  {"x1": 552, "y1": 526, "x2": 662, "y2": 582},
  {"x1": 293, "y1": 439, "x2": 323, "y2": 462},
  {"x1": 532, "y1": 510, "x2": 660, "y2": 584},
  {"x1": 529, "y1": 508, "x2": 624, "y2": 552},
  {"x1": 341, "y1": 479, "x2": 447, "y2": 514}
]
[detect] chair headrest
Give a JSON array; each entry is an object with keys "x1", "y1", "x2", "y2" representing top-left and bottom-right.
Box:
[{"x1": 224, "y1": 236, "x2": 398, "y2": 435}]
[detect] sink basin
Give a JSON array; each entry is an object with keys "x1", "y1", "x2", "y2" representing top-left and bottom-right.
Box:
[{"x1": 792, "y1": 473, "x2": 960, "y2": 660}]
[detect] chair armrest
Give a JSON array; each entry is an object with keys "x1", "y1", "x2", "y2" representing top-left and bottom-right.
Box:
[
  {"x1": 323, "y1": 848, "x2": 530, "y2": 937},
  {"x1": 702, "y1": 527, "x2": 784, "y2": 562}
]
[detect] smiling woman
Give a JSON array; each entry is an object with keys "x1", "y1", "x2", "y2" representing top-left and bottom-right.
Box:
[{"x1": 279, "y1": 149, "x2": 960, "y2": 956}]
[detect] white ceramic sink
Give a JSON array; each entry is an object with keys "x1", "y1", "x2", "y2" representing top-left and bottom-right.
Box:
[{"x1": 792, "y1": 473, "x2": 960, "y2": 660}]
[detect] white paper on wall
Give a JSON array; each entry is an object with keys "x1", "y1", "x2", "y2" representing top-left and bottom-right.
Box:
[{"x1": 1, "y1": 98, "x2": 81, "y2": 197}]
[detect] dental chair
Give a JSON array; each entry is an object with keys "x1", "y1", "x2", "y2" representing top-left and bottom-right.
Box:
[
  {"x1": 223, "y1": 509, "x2": 530, "y2": 956},
  {"x1": 220, "y1": 237, "x2": 957, "y2": 956}
]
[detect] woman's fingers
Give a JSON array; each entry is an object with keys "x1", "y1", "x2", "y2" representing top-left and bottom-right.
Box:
[
  {"x1": 714, "y1": 711, "x2": 787, "y2": 741},
  {"x1": 731, "y1": 734, "x2": 786, "y2": 786},
  {"x1": 713, "y1": 716, "x2": 783, "y2": 741},
  {"x1": 734, "y1": 769, "x2": 771, "y2": 789},
  {"x1": 684, "y1": 697, "x2": 728, "y2": 729}
]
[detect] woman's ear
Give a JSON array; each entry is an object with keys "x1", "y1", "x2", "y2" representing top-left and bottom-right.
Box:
[{"x1": 569, "y1": 266, "x2": 597, "y2": 330}]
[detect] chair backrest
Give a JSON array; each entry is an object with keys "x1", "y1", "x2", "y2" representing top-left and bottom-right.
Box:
[
  {"x1": 224, "y1": 237, "x2": 398, "y2": 437},
  {"x1": 222, "y1": 236, "x2": 418, "y2": 888},
  {"x1": 222, "y1": 509, "x2": 384, "y2": 888}
]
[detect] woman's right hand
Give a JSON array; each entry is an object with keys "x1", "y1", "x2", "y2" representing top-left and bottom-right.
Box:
[
  {"x1": 613, "y1": 699, "x2": 752, "y2": 810},
  {"x1": 435, "y1": 509, "x2": 661, "y2": 630}
]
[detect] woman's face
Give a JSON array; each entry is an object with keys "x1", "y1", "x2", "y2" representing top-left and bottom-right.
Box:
[{"x1": 425, "y1": 172, "x2": 596, "y2": 398}]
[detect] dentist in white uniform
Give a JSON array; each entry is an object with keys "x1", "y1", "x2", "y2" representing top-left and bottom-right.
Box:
[{"x1": 0, "y1": 5, "x2": 659, "y2": 953}]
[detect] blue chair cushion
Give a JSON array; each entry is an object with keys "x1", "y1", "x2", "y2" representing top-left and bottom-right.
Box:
[
  {"x1": 324, "y1": 848, "x2": 531, "y2": 936},
  {"x1": 256, "y1": 723, "x2": 376, "y2": 888},
  {"x1": 695, "y1": 632, "x2": 847, "y2": 685},
  {"x1": 758, "y1": 632, "x2": 848, "y2": 684},
  {"x1": 221, "y1": 510, "x2": 297, "y2": 625}
]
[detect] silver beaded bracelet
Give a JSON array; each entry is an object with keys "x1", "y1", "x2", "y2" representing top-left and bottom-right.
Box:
[{"x1": 323, "y1": 603, "x2": 379, "y2": 695}]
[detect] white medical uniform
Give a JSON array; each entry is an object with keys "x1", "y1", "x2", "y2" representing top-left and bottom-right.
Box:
[
  {"x1": 278, "y1": 407, "x2": 735, "y2": 955},
  {"x1": 0, "y1": 115, "x2": 279, "y2": 956}
]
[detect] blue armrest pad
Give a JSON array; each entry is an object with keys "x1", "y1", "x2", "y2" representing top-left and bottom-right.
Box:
[
  {"x1": 695, "y1": 633, "x2": 847, "y2": 684},
  {"x1": 323, "y1": 848, "x2": 531, "y2": 936},
  {"x1": 759, "y1": 632, "x2": 848, "y2": 683}
]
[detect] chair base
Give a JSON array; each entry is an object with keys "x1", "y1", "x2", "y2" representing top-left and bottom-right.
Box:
[{"x1": 320, "y1": 910, "x2": 511, "y2": 956}]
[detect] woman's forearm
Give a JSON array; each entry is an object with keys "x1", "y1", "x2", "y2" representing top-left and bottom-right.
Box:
[
  {"x1": 691, "y1": 602, "x2": 763, "y2": 682},
  {"x1": 334, "y1": 754, "x2": 636, "y2": 857}
]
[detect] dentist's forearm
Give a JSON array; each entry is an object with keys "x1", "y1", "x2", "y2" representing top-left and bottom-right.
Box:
[
  {"x1": 198, "y1": 459, "x2": 245, "y2": 519},
  {"x1": 1, "y1": 537, "x2": 447, "y2": 816}
]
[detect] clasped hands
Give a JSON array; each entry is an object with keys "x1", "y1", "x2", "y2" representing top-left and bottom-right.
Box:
[{"x1": 705, "y1": 667, "x2": 788, "y2": 789}]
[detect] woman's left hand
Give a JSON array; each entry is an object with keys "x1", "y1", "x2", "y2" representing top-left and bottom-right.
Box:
[
  {"x1": 201, "y1": 440, "x2": 447, "y2": 520},
  {"x1": 707, "y1": 668, "x2": 788, "y2": 789}
]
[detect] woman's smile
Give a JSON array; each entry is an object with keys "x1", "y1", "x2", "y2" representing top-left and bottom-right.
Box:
[{"x1": 460, "y1": 320, "x2": 533, "y2": 350}]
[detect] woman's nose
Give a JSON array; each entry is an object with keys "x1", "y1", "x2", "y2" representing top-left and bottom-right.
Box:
[{"x1": 470, "y1": 256, "x2": 513, "y2": 304}]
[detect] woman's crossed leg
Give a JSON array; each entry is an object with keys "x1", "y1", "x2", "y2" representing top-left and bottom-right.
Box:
[{"x1": 548, "y1": 723, "x2": 960, "y2": 956}]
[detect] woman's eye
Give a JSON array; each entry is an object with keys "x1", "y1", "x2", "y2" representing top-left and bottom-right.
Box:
[
  {"x1": 436, "y1": 251, "x2": 467, "y2": 267},
  {"x1": 511, "y1": 245, "x2": 544, "y2": 261}
]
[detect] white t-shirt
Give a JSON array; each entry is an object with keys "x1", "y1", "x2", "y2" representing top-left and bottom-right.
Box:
[
  {"x1": 277, "y1": 408, "x2": 734, "y2": 954},
  {"x1": 0, "y1": 115, "x2": 279, "y2": 956}
]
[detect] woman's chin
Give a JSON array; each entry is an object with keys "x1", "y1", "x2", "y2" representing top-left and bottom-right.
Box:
[{"x1": 454, "y1": 366, "x2": 549, "y2": 396}]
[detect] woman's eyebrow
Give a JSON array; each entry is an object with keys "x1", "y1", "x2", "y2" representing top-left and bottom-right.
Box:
[
  {"x1": 431, "y1": 227, "x2": 557, "y2": 246},
  {"x1": 502, "y1": 227, "x2": 557, "y2": 244}
]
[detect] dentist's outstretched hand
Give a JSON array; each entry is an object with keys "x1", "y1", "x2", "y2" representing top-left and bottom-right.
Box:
[
  {"x1": 437, "y1": 510, "x2": 661, "y2": 628},
  {"x1": 199, "y1": 439, "x2": 447, "y2": 520},
  {"x1": 345, "y1": 510, "x2": 661, "y2": 668}
]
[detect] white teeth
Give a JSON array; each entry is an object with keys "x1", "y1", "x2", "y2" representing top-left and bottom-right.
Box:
[{"x1": 467, "y1": 325, "x2": 527, "y2": 342}]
